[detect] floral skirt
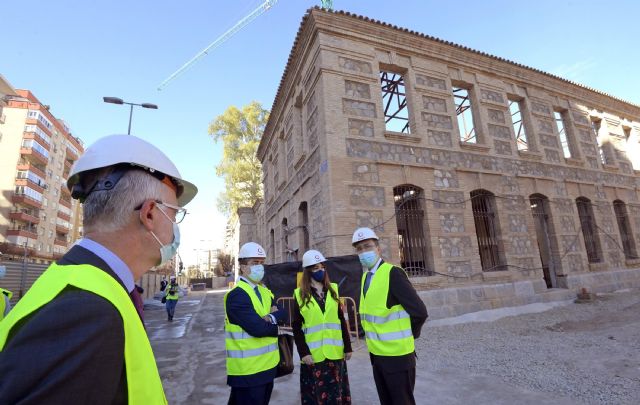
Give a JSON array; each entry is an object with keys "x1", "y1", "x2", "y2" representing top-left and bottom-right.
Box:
[{"x1": 300, "y1": 359, "x2": 351, "y2": 405}]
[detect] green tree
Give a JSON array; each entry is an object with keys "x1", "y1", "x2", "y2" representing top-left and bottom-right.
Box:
[{"x1": 209, "y1": 101, "x2": 268, "y2": 217}]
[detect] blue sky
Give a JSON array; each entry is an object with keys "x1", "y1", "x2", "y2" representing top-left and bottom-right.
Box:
[{"x1": 2, "y1": 0, "x2": 638, "y2": 266}]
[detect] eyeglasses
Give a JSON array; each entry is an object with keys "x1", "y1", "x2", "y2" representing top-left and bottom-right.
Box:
[{"x1": 134, "y1": 200, "x2": 188, "y2": 224}]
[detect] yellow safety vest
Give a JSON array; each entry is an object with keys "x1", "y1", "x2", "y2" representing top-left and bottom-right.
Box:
[
  {"x1": 165, "y1": 284, "x2": 179, "y2": 300},
  {"x1": 224, "y1": 281, "x2": 279, "y2": 376},
  {"x1": 0, "y1": 288, "x2": 13, "y2": 321},
  {"x1": 359, "y1": 262, "x2": 414, "y2": 356},
  {"x1": 0, "y1": 264, "x2": 167, "y2": 405},
  {"x1": 294, "y1": 283, "x2": 344, "y2": 363}
]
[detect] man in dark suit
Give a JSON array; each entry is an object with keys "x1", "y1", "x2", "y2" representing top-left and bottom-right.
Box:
[
  {"x1": 0, "y1": 134, "x2": 197, "y2": 404},
  {"x1": 225, "y1": 242, "x2": 287, "y2": 405},
  {"x1": 353, "y1": 227, "x2": 428, "y2": 405}
]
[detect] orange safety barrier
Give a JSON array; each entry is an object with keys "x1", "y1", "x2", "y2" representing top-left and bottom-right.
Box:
[{"x1": 276, "y1": 296, "x2": 363, "y2": 350}]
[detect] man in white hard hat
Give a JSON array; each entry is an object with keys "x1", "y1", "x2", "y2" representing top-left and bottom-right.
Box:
[
  {"x1": 0, "y1": 134, "x2": 197, "y2": 404},
  {"x1": 352, "y1": 227, "x2": 428, "y2": 405},
  {"x1": 224, "y1": 241, "x2": 286, "y2": 405}
]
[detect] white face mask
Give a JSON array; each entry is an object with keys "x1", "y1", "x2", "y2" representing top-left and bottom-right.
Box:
[
  {"x1": 246, "y1": 264, "x2": 264, "y2": 283},
  {"x1": 150, "y1": 206, "x2": 181, "y2": 266}
]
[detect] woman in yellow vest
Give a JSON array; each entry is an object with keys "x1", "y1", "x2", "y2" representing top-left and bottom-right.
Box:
[{"x1": 292, "y1": 250, "x2": 353, "y2": 404}]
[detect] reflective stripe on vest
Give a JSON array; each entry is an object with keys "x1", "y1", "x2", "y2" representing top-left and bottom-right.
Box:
[
  {"x1": 359, "y1": 263, "x2": 415, "y2": 356},
  {"x1": 294, "y1": 283, "x2": 344, "y2": 363},
  {"x1": 0, "y1": 264, "x2": 167, "y2": 405},
  {"x1": 224, "y1": 282, "x2": 279, "y2": 376}
]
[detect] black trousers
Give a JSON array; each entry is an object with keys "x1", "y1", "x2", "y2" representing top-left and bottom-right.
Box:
[
  {"x1": 228, "y1": 382, "x2": 274, "y2": 405},
  {"x1": 372, "y1": 363, "x2": 416, "y2": 405}
]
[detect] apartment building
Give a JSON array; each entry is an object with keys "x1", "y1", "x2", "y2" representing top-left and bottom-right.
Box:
[
  {"x1": 0, "y1": 86, "x2": 84, "y2": 264},
  {"x1": 239, "y1": 8, "x2": 640, "y2": 299}
]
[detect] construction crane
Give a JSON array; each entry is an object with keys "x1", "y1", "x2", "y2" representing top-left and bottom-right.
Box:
[
  {"x1": 157, "y1": 0, "x2": 334, "y2": 90},
  {"x1": 157, "y1": 0, "x2": 279, "y2": 90}
]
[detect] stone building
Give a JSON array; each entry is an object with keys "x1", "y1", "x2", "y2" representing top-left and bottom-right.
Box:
[{"x1": 243, "y1": 8, "x2": 639, "y2": 312}]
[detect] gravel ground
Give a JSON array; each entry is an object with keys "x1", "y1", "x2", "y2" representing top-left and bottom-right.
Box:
[{"x1": 417, "y1": 288, "x2": 640, "y2": 405}]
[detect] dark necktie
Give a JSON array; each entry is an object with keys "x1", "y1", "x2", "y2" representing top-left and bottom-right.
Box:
[
  {"x1": 130, "y1": 287, "x2": 144, "y2": 322},
  {"x1": 363, "y1": 271, "x2": 373, "y2": 297},
  {"x1": 254, "y1": 286, "x2": 262, "y2": 302}
]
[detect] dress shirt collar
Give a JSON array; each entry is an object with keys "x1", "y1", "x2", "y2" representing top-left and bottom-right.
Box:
[
  {"x1": 76, "y1": 238, "x2": 135, "y2": 293},
  {"x1": 238, "y1": 275, "x2": 257, "y2": 289},
  {"x1": 368, "y1": 258, "x2": 384, "y2": 275}
]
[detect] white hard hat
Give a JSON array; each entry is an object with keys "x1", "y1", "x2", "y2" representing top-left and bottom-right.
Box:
[
  {"x1": 302, "y1": 250, "x2": 326, "y2": 268},
  {"x1": 238, "y1": 242, "x2": 267, "y2": 259},
  {"x1": 67, "y1": 134, "x2": 197, "y2": 206},
  {"x1": 352, "y1": 227, "x2": 378, "y2": 245}
]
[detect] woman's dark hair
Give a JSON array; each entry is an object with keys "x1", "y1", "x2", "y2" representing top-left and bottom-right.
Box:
[{"x1": 298, "y1": 264, "x2": 338, "y2": 308}]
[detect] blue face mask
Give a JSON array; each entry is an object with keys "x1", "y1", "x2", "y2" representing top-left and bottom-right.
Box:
[
  {"x1": 358, "y1": 251, "x2": 378, "y2": 269},
  {"x1": 248, "y1": 264, "x2": 264, "y2": 283},
  {"x1": 151, "y1": 207, "x2": 181, "y2": 266},
  {"x1": 311, "y1": 269, "x2": 325, "y2": 282}
]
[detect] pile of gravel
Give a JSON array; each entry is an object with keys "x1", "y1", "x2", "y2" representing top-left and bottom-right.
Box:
[{"x1": 416, "y1": 289, "x2": 640, "y2": 404}]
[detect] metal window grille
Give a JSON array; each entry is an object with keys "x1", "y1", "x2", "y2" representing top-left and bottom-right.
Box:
[
  {"x1": 530, "y1": 194, "x2": 559, "y2": 288},
  {"x1": 453, "y1": 87, "x2": 476, "y2": 143},
  {"x1": 576, "y1": 198, "x2": 602, "y2": 263},
  {"x1": 509, "y1": 100, "x2": 528, "y2": 151},
  {"x1": 471, "y1": 190, "x2": 505, "y2": 271},
  {"x1": 393, "y1": 185, "x2": 431, "y2": 276},
  {"x1": 380, "y1": 71, "x2": 410, "y2": 134},
  {"x1": 554, "y1": 111, "x2": 572, "y2": 158},
  {"x1": 613, "y1": 200, "x2": 638, "y2": 260}
]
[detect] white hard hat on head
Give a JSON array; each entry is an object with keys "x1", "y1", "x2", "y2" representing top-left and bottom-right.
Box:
[
  {"x1": 352, "y1": 227, "x2": 378, "y2": 245},
  {"x1": 67, "y1": 134, "x2": 198, "y2": 206},
  {"x1": 238, "y1": 242, "x2": 267, "y2": 259},
  {"x1": 302, "y1": 249, "x2": 327, "y2": 268}
]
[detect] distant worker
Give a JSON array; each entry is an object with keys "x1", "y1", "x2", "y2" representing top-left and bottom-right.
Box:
[
  {"x1": 292, "y1": 249, "x2": 353, "y2": 404},
  {"x1": 0, "y1": 134, "x2": 197, "y2": 404},
  {"x1": 160, "y1": 275, "x2": 168, "y2": 291},
  {"x1": 164, "y1": 276, "x2": 180, "y2": 321},
  {"x1": 224, "y1": 242, "x2": 287, "y2": 405},
  {"x1": 352, "y1": 227, "x2": 428, "y2": 405}
]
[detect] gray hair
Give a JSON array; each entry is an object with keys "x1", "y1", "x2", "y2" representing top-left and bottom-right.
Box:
[{"x1": 83, "y1": 170, "x2": 166, "y2": 233}]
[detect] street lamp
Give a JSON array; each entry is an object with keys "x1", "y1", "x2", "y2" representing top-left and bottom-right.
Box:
[{"x1": 102, "y1": 96, "x2": 158, "y2": 135}]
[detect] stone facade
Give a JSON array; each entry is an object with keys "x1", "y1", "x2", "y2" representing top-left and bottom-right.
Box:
[{"x1": 250, "y1": 9, "x2": 640, "y2": 297}]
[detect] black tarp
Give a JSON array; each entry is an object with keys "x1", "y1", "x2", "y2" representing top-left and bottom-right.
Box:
[{"x1": 263, "y1": 254, "x2": 363, "y2": 331}]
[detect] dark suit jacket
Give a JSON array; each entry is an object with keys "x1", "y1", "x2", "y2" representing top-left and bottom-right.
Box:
[
  {"x1": 0, "y1": 245, "x2": 133, "y2": 404},
  {"x1": 225, "y1": 279, "x2": 286, "y2": 387},
  {"x1": 365, "y1": 260, "x2": 429, "y2": 373}
]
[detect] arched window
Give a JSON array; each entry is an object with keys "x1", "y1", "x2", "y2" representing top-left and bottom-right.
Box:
[
  {"x1": 530, "y1": 194, "x2": 559, "y2": 288},
  {"x1": 298, "y1": 202, "x2": 309, "y2": 252},
  {"x1": 269, "y1": 229, "x2": 275, "y2": 262},
  {"x1": 471, "y1": 189, "x2": 506, "y2": 271},
  {"x1": 576, "y1": 197, "x2": 602, "y2": 263},
  {"x1": 613, "y1": 200, "x2": 637, "y2": 260},
  {"x1": 393, "y1": 185, "x2": 431, "y2": 276}
]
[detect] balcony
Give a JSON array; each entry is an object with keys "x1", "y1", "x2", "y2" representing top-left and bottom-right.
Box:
[
  {"x1": 15, "y1": 178, "x2": 45, "y2": 194},
  {"x1": 56, "y1": 224, "x2": 70, "y2": 235},
  {"x1": 64, "y1": 159, "x2": 72, "y2": 171},
  {"x1": 16, "y1": 162, "x2": 46, "y2": 179},
  {"x1": 54, "y1": 238, "x2": 68, "y2": 247},
  {"x1": 9, "y1": 210, "x2": 40, "y2": 224},
  {"x1": 57, "y1": 210, "x2": 71, "y2": 221},
  {"x1": 60, "y1": 184, "x2": 71, "y2": 196},
  {"x1": 20, "y1": 146, "x2": 49, "y2": 165},
  {"x1": 59, "y1": 196, "x2": 72, "y2": 209},
  {"x1": 7, "y1": 228, "x2": 38, "y2": 240},
  {"x1": 23, "y1": 131, "x2": 52, "y2": 151},
  {"x1": 66, "y1": 146, "x2": 79, "y2": 161},
  {"x1": 12, "y1": 193, "x2": 43, "y2": 209}
]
